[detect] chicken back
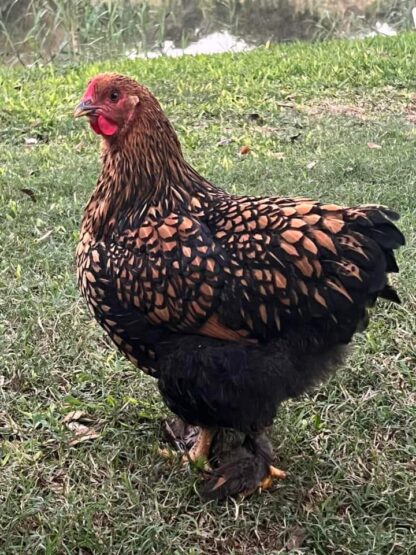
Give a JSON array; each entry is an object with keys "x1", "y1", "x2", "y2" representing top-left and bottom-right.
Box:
[{"x1": 75, "y1": 73, "x2": 404, "y2": 499}]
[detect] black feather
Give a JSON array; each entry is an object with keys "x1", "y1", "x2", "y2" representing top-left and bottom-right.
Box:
[{"x1": 380, "y1": 285, "x2": 401, "y2": 304}]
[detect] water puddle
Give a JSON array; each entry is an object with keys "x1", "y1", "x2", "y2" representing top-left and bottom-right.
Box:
[
  {"x1": 126, "y1": 22, "x2": 397, "y2": 60},
  {"x1": 355, "y1": 21, "x2": 397, "y2": 39},
  {"x1": 126, "y1": 30, "x2": 252, "y2": 59}
]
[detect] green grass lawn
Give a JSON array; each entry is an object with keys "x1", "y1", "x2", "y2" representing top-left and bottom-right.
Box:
[{"x1": 0, "y1": 34, "x2": 415, "y2": 555}]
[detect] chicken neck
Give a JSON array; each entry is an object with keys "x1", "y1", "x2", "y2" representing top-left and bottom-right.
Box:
[{"x1": 81, "y1": 113, "x2": 221, "y2": 240}]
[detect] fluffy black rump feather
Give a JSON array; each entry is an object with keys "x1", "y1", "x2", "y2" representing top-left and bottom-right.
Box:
[{"x1": 156, "y1": 332, "x2": 348, "y2": 433}]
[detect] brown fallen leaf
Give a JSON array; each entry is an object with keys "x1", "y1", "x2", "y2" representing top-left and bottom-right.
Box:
[
  {"x1": 64, "y1": 410, "x2": 99, "y2": 446},
  {"x1": 68, "y1": 430, "x2": 100, "y2": 447},
  {"x1": 66, "y1": 421, "x2": 91, "y2": 435},
  {"x1": 62, "y1": 410, "x2": 93, "y2": 424},
  {"x1": 367, "y1": 142, "x2": 382, "y2": 149},
  {"x1": 239, "y1": 145, "x2": 251, "y2": 155},
  {"x1": 47, "y1": 469, "x2": 69, "y2": 495}
]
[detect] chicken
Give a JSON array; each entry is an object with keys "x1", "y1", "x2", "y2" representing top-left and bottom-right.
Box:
[{"x1": 74, "y1": 73, "x2": 404, "y2": 500}]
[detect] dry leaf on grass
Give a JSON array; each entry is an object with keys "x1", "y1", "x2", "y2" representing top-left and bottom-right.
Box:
[
  {"x1": 68, "y1": 430, "x2": 100, "y2": 446},
  {"x1": 367, "y1": 142, "x2": 382, "y2": 150},
  {"x1": 66, "y1": 421, "x2": 91, "y2": 435},
  {"x1": 24, "y1": 137, "x2": 38, "y2": 146},
  {"x1": 62, "y1": 410, "x2": 93, "y2": 424},
  {"x1": 239, "y1": 145, "x2": 251, "y2": 155},
  {"x1": 37, "y1": 229, "x2": 53, "y2": 242},
  {"x1": 0, "y1": 411, "x2": 18, "y2": 430},
  {"x1": 269, "y1": 152, "x2": 286, "y2": 160},
  {"x1": 63, "y1": 410, "x2": 99, "y2": 446},
  {"x1": 46, "y1": 469, "x2": 69, "y2": 495},
  {"x1": 276, "y1": 101, "x2": 296, "y2": 109},
  {"x1": 217, "y1": 137, "x2": 234, "y2": 147}
]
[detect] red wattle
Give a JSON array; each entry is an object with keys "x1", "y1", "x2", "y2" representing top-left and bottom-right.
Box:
[
  {"x1": 88, "y1": 115, "x2": 118, "y2": 136},
  {"x1": 97, "y1": 115, "x2": 118, "y2": 136},
  {"x1": 89, "y1": 119, "x2": 101, "y2": 135}
]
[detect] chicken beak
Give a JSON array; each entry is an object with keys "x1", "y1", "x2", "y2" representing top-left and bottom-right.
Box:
[{"x1": 74, "y1": 100, "x2": 97, "y2": 118}]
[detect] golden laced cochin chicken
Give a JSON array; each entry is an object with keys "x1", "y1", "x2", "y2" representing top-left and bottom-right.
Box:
[{"x1": 74, "y1": 73, "x2": 404, "y2": 500}]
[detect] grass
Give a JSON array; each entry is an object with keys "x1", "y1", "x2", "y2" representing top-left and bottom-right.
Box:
[
  {"x1": 0, "y1": 0, "x2": 412, "y2": 66},
  {"x1": 1, "y1": 34, "x2": 416, "y2": 554}
]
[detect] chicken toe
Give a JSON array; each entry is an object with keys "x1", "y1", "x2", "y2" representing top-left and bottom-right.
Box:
[
  {"x1": 183, "y1": 427, "x2": 215, "y2": 468},
  {"x1": 269, "y1": 465, "x2": 287, "y2": 479},
  {"x1": 258, "y1": 465, "x2": 287, "y2": 490}
]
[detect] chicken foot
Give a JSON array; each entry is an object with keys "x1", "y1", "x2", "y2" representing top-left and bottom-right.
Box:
[
  {"x1": 238, "y1": 465, "x2": 287, "y2": 498},
  {"x1": 183, "y1": 427, "x2": 215, "y2": 468},
  {"x1": 258, "y1": 465, "x2": 287, "y2": 490},
  {"x1": 160, "y1": 419, "x2": 214, "y2": 469},
  {"x1": 162, "y1": 418, "x2": 199, "y2": 453}
]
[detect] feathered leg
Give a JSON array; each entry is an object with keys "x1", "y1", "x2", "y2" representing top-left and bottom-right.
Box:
[
  {"x1": 200, "y1": 431, "x2": 286, "y2": 500},
  {"x1": 162, "y1": 417, "x2": 199, "y2": 453}
]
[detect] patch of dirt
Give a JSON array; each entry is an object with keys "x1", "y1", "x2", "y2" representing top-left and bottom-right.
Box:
[
  {"x1": 307, "y1": 90, "x2": 413, "y2": 123},
  {"x1": 307, "y1": 100, "x2": 368, "y2": 120},
  {"x1": 405, "y1": 94, "x2": 416, "y2": 124}
]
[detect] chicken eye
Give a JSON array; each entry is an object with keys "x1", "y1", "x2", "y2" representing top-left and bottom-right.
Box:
[{"x1": 109, "y1": 90, "x2": 119, "y2": 102}]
